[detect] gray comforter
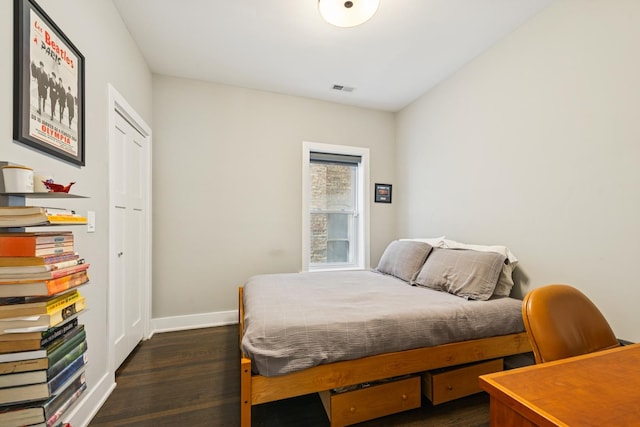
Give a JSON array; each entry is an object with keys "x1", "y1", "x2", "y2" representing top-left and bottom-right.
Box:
[{"x1": 241, "y1": 270, "x2": 524, "y2": 377}]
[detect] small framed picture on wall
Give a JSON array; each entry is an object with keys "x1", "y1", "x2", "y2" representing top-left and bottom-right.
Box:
[{"x1": 375, "y1": 183, "x2": 392, "y2": 203}]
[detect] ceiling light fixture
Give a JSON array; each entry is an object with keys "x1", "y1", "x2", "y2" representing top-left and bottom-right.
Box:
[{"x1": 318, "y1": 0, "x2": 379, "y2": 28}]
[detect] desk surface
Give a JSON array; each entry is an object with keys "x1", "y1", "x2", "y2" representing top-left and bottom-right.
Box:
[{"x1": 479, "y1": 343, "x2": 640, "y2": 427}]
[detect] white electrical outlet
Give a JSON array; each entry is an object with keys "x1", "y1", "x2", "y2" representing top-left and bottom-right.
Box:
[{"x1": 87, "y1": 210, "x2": 96, "y2": 232}]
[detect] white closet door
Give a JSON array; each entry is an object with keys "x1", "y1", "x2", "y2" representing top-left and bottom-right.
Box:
[{"x1": 111, "y1": 111, "x2": 146, "y2": 369}]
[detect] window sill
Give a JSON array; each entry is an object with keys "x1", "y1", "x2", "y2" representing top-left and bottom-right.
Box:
[{"x1": 306, "y1": 266, "x2": 367, "y2": 273}]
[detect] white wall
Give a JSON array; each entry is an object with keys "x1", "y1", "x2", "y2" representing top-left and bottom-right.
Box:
[
  {"x1": 151, "y1": 76, "x2": 396, "y2": 322},
  {"x1": 0, "y1": 0, "x2": 152, "y2": 425},
  {"x1": 396, "y1": 0, "x2": 640, "y2": 342}
]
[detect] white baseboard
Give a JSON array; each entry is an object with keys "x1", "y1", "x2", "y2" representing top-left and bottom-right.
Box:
[
  {"x1": 150, "y1": 310, "x2": 238, "y2": 335},
  {"x1": 65, "y1": 370, "x2": 116, "y2": 427}
]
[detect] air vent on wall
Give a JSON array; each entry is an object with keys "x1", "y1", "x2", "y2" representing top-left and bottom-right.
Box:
[{"x1": 332, "y1": 84, "x2": 355, "y2": 92}]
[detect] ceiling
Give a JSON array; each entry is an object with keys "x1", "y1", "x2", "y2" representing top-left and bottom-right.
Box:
[{"x1": 113, "y1": 0, "x2": 555, "y2": 112}]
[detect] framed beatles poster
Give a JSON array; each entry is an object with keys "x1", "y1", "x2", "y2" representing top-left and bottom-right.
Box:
[{"x1": 13, "y1": 0, "x2": 85, "y2": 166}]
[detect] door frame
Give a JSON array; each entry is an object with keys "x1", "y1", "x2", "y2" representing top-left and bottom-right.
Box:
[{"x1": 106, "y1": 84, "x2": 152, "y2": 373}]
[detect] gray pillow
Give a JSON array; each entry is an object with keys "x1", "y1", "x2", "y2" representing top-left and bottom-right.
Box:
[
  {"x1": 412, "y1": 248, "x2": 506, "y2": 300},
  {"x1": 375, "y1": 240, "x2": 433, "y2": 282}
]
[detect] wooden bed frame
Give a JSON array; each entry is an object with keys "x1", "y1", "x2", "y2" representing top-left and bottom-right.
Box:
[{"x1": 238, "y1": 286, "x2": 532, "y2": 427}]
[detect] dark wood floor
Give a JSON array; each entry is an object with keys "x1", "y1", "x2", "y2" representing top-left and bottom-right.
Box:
[{"x1": 89, "y1": 325, "x2": 490, "y2": 427}]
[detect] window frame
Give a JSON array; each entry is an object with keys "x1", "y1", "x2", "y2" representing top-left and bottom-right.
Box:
[{"x1": 302, "y1": 141, "x2": 370, "y2": 272}]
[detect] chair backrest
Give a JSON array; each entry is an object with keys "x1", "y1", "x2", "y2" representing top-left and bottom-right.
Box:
[{"x1": 522, "y1": 284, "x2": 620, "y2": 363}]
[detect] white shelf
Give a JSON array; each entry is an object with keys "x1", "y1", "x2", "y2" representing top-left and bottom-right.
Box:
[{"x1": 0, "y1": 193, "x2": 87, "y2": 198}]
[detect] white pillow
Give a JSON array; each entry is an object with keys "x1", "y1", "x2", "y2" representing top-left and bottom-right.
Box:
[{"x1": 442, "y1": 240, "x2": 518, "y2": 297}]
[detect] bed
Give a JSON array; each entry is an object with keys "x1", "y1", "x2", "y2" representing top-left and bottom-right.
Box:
[{"x1": 239, "y1": 239, "x2": 532, "y2": 426}]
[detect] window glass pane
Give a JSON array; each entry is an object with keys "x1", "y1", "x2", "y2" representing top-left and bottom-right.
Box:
[
  {"x1": 310, "y1": 212, "x2": 328, "y2": 264},
  {"x1": 327, "y1": 213, "x2": 348, "y2": 239},
  {"x1": 327, "y1": 240, "x2": 349, "y2": 263},
  {"x1": 328, "y1": 212, "x2": 350, "y2": 262},
  {"x1": 310, "y1": 213, "x2": 353, "y2": 264},
  {"x1": 310, "y1": 163, "x2": 356, "y2": 211}
]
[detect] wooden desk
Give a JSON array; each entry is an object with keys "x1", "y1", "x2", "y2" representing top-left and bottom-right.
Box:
[{"x1": 479, "y1": 344, "x2": 640, "y2": 426}]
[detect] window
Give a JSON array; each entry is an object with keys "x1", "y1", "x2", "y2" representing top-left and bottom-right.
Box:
[{"x1": 302, "y1": 142, "x2": 370, "y2": 271}]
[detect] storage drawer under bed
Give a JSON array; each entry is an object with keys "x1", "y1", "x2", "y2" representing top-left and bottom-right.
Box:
[
  {"x1": 319, "y1": 376, "x2": 421, "y2": 427},
  {"x1": 422, "y1": 358, "x2": 504, "y2": 404}
]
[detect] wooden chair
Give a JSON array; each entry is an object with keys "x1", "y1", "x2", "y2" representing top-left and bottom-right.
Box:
[{"x1": 522, "y1": 284, "x2": 620, "y2": 363}]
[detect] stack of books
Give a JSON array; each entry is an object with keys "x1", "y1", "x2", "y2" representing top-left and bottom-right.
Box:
[
  {"x1": 0, "y1": 207, "x2": 88, "y2": 228},
  {"x1": 0, "y1": 231, "x2": 89, "y2": 427}
]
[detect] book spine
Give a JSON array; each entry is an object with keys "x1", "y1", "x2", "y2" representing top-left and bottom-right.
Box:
[
  {"x1": 46, "y1": 215, "x2": 88, "y2": 224},
  {"x1": 47, "y1": 298, "x2": 85, "y2": 327},
  {"x1": 40, "y1": 318, "x2": 79, "y2": 347},
  {"x1": 0, "y1": 253, "x2": 79, "y2": 268},
  {"x1": 47, "y1": 340, "x2": 87, "y2": 380},
  {"x1": 34, "y1": 246, "x2": 74, "y2": 257},
  {"x1": 33, "y1": 240, "x2": 74, "y2": 247},
  {"x1": 0, "y1": 240, "x2": 73, "y2": 257},
  {"x1": 45, "y1": 325, "x2": 84, "y2": 356},
  {"x1": 0, "y1": 258, "x2": 84, "y2": 277},
  {"x1": 0, "y1": 233, "x2": 73, "y2": 244},
  {"x1": 48, "y1": 234, "x2": 73, "y2": 243},
  {"x1": 46, "y1": 271, "x2": 89, "y2": 296},
  {"x1": 0, "y1": 317, "x2": 76, "y2": 352},
  {"x1": 49, "y1": 258, "x2": 85, "y2": 271},
  {"x1": 43, "y1": 208, "x2": 76, "y2": 216},
  {"x1": 41, "y1": 253, "x2": 79, "y2": 265},
  {"x1": 45, "y1": 382, "x2": 86, "y2": 427},
  {"x1": 48, "y1": 329, "x2": 86, "y2": 368},
  {"x1": 43, "y1": 371, "x2": 84, "y2": 413},
  {"x1": 48, "y1": 263, "x2": 89, "y2": 280},
  {"x1": 47, "y1": 353, "x2": 86, "y2": 393},
  {"x1": 0, "y1": 265, "x2": 85, "y2": 284},
  {"x1": 44, "y1": 292, "x2": 81, "y2": 314}
]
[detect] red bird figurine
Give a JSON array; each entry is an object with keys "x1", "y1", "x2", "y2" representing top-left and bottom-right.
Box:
[{"x1": 42, "y1": 180, "x2": 76, "y2": 193}]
